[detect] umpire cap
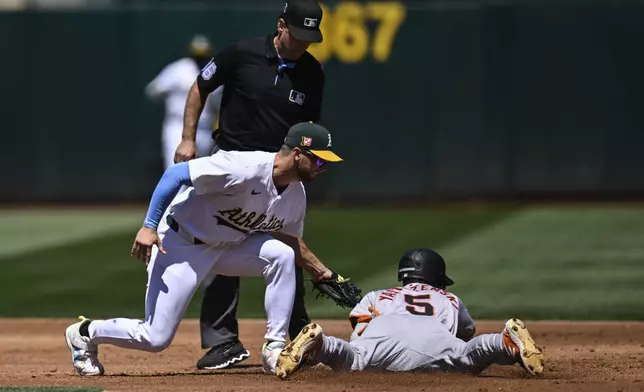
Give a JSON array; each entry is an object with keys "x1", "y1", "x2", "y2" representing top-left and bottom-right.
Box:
[
  {"x1": 397, "y1": 248, "x2": 454, "y2": 288},
  {"x1": 280, "y1": 0, "x2": 324, "y2": 43}
]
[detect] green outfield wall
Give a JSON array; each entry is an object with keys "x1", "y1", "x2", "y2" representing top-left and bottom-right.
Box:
[{"x1": 1, "y1": 0, "x2": 642, "y2": 202}]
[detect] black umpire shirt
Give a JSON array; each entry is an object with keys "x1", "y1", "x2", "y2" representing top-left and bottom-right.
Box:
[{"x1": 196, "y1": 33, "x2": 325, "y2": 152}]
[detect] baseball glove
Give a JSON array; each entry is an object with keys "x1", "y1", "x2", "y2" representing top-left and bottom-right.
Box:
[{"x1": 312, "y1": 271, "x2": 363, "y2": 309}]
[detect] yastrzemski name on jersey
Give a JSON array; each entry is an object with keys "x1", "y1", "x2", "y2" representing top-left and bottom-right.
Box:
[
  {"x1": 377, "y1": 285, "x2": 459, "y2": 310},
  {"x1": 350, "y1": 283, "x2": 475, "y2": 339}
]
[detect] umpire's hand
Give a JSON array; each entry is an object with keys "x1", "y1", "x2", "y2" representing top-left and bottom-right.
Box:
[
  {"x1": 174, "y1": 139, "x2": 197, "y2": 163},
  {"x1": 131, "y1": 226, "x2": 166, "y2": 265}
]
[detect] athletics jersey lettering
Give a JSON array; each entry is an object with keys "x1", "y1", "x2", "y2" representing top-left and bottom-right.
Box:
[
  {"x1": 166, "y1": 150, "x2": 306, "y2": 246},
  {"x1": 216, "y1": 208, "x2": 285, "y2": 234}
]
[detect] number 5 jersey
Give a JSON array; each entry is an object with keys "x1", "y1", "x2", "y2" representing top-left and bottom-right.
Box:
[{"x1": 349, "y1": 282, "x2": 476, "y2": 342}]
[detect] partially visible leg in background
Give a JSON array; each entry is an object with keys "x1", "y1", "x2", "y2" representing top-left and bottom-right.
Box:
[
  {"x1": 162, "y1": 123, "x2": 182, "y2": 169},
  {"x1": 194, "y1": 140, "x2": 250, "y2": 370},
  {"x1": 196, "y1": 264, "x2": 309, "y2": 370},
  {"x1": 196, "y1": 274, "x2": 250, "y2": 370},
  {"x1": 163, "y1": 123, "x2": 192, "y2": 194},
  {"x1": 195, "y1": 129, "x2": 215, "y2": 159},
  {"x1": 199, "y1": 273, "x2": 240, "y2": 349},
  {"x1": 289, "y1": 266, "x2": 310, "y2": 340},
  {"x1": 163, "y1": 126, "x2": 214, "y2": 168},
  {"x1": 212, "y1": 233, "x2": 297, "y2": 375}
]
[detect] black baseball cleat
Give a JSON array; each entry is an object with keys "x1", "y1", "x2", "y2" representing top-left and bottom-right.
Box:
[{"x1": 196, "y1": 340, "x2": 250, "y2": 370}]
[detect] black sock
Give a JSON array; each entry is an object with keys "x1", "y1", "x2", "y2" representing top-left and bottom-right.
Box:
[{"x1": 79, "y1": 321, "x2": 91, "y2": 338}]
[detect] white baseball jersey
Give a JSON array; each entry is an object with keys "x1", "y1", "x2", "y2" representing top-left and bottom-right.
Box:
[
  {"x1": 166, "y1": 150, "x2": 307, "y2": 246},
  {"x1": 87, "y1": 151, "x2": 305, "y2": 355},
  {"x1": 349, "y1": 283, "x2": 476, "y2": 341},
  {"x1": 145, "y1": 57, "x2": 223, "y2": 130}
]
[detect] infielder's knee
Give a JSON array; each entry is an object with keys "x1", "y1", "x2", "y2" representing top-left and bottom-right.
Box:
[
  {"x1": 261, "y1": 240, "x2": 295, "y2": 279},
  {"x1": 137, "y1": 323, "x2": 175, "y2": 353}
]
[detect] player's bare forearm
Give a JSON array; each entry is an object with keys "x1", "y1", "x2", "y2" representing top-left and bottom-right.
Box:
[
  {"x1": 297, "y1": 237, "x2": 332, "y2": 281},
  {"x1": 182, "y1": 81, "x2": 206, "y2": 142},
  {"x1": 271, "y1": 233, "x2": 331, "y2": 281}
]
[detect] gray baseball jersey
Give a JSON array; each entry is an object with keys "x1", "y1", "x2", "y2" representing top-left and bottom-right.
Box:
[
  {"x1": 348, "y1": 283, "x2": 476, "y2": 342},
  {"x1": 312, "y1": 283, "x2": 514, "y2": 373}
]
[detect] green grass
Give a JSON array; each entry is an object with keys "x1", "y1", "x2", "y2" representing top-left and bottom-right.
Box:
[
  {"x1": 1, "y1": 205, "x2": 644, "y2": 321},
  {"x1": 237, "y1": 206, "x2": 513, "y2": 318},
  {"x1": 0, "y1": 388, "x2": 101, "y2": 392},
  {"x1": 443, "y1": 207, "x2": 644, "y2": 320}
]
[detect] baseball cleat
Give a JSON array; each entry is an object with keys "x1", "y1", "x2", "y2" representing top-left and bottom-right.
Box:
[
  {"x1": 64, "y1": 315, "x2": 104, "y2": 376},
  {"x1": 503, "y1": 318, "x2": 544, "y2": 376},
  {"x1": 275, "y1": 323, "x2": 323, "y2": 380},
  {"x1": 261, "y1": 340, "x2": 285, "y2": 375},
  {"x1": 196, "y1": 340, "x2": 250, "y2": 370}
]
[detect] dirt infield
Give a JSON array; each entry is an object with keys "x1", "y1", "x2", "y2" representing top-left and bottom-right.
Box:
[{"x1": 0, "y1": 319, "x2": 643, "y2": 392}]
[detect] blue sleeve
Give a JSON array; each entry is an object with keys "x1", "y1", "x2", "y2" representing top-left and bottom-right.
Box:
[{"x1": 143, "y1": 162, "x2": 193, "y2": 230}]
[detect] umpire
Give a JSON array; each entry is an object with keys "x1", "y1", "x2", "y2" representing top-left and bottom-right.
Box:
[{"x1": 174, "y1": 0, "x2": 331, "y2": 370}]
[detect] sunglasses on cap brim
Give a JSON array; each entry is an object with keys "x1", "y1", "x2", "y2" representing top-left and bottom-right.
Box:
[{"x1": 301, "y1": 150, "x2": 329, "y2": 168}]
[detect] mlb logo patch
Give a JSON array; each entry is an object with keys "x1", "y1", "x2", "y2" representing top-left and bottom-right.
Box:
[
  {"x1": 304, "y1": 18, "x2": 318, "y2": 27},
  {"x1": 301, "y1": 136, "x2": 313, "y2": 147},
  {"x1": 289, "y1": 90, "x2": 305, "y2": 106},
  {"x1": 201, "y1": 61, "x2": 217, "y2": 80}
]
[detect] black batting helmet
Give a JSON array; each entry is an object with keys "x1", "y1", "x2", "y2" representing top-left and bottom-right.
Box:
[{"x1": 397, "y1": 248, "x2": 454, "y2": 289}]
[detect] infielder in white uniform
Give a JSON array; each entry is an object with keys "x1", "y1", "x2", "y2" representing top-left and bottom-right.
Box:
[
  {"x1": 275, "y1": 248, "x2": 545, "y2": 379},
  {"x1": 145, "y1": 34, "x2": 224, "y2": 168},
  {"x1": 64, "y1": 122, "x2": 343, "y2": 376}
]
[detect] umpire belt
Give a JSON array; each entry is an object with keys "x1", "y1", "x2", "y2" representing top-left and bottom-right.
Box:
[{"x1": 166, "y1": 215, "x2": 205, "y2": 245}]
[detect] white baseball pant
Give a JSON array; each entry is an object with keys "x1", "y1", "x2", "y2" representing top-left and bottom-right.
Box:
[
  {"x1": 86, "y1": 217, "x2": 296, "y2": 352},
  {"x1": 162, "y1": 122, "x2": 214, "y2": 168}
]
